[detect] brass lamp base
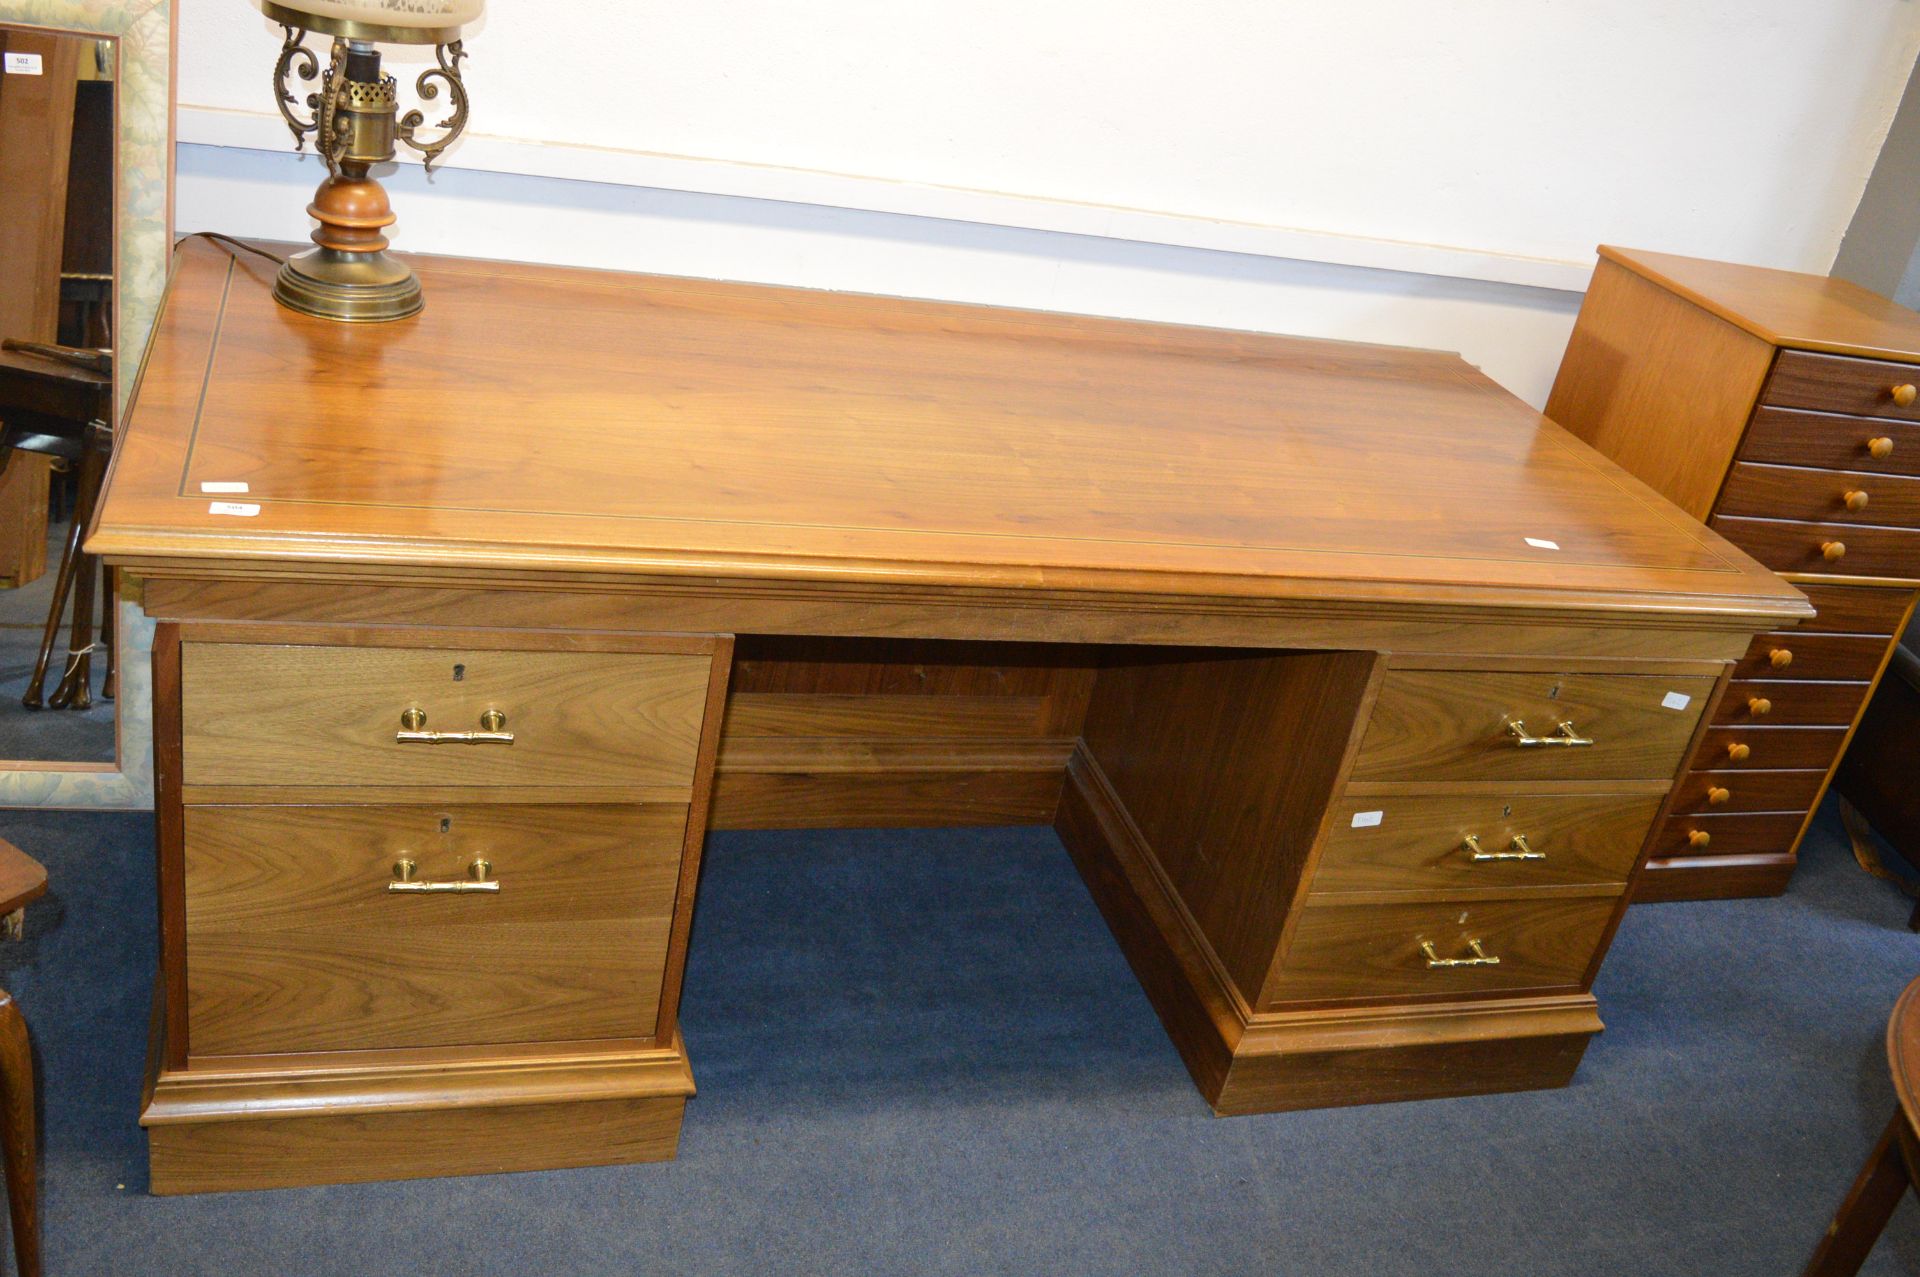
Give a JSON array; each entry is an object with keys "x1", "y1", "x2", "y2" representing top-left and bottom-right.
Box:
[{"x1": 273, "y1": 247, "x2": 423, "y2": 323}]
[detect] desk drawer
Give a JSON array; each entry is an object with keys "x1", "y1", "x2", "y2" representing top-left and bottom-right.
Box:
[
  {"x1": 181, "y1": 640, "x2": 713, "y2": 789},
  {"x1": 1350, "y1": 670, "x2": 1713, "y2": 782},
  {"x1": 1668, "y1": 768, "x2": 1827, "y2": 817},
  {"x1": 1712, "y1": 679, "x2": 1872, "y2": 728},
  {"x1": 1718, "y1": 463, "x2": 1920, "y2": 531},
  {"x1": 1315, "y1": 793, "x2": 1658, "y2": 896},
  {"x1": 1711, "y1": 515, "x2": 1920, "y2": 580},
  {"x1": 1695, "y1": 726, "x2": 1849, "y2": 772},
  {"x1": 1764, "y1": 351, "x2": 1920, "y2": 421},
  {"x1": 183, "y1": 802, "x2": 686, "y2": 1056},
  {"x1": 1270, "y1": 897, "x2": 1616, "y2": 1003},
  {"x1": 1738, "y1": 407, "x2": 1920, "y2": 478},
  {"x1": 1732, "y1": 631, "x2": 1890, "y2": 682}
]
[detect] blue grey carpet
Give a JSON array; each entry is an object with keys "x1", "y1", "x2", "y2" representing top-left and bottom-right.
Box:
[{"x1": 0, "y1": 797, "x2": 1915, "y2": 1275}]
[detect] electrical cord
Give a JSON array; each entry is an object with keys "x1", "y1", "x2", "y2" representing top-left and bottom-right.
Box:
[{"x1": 178, "y1": 232, "x2": 287, "y2": 266}]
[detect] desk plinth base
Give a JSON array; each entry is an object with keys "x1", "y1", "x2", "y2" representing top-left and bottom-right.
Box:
[
  {"x1": 140, "y1": 1022, "x2": 695, "y2": 1194},
  {"x1": 1056, "y1": 751, "x2": 1605, "y2": 1114}
]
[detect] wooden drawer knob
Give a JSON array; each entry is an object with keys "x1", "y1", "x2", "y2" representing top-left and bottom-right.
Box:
[
  {"x1": 1822, "y1": 541, "x2": 1847, "y2": 562},
  {"x1": 1726, "y1": 741, "x2": 1751, "y2": 762},
  {"x1": 1870, "y1": 437, "x2": 1895, "y2": 459},
  {"x1": 1768, "y1": 648, "x2": 1793, "y2": 669},
  {"x1": 1707, "y1": 786, "x2": 1731, "y2": 806},
  {"x1": 1894, "y1": 383, "x2": 1917, "y2": 407},
  {"x1": 1748, "y1": 696, "x2": 1773, "y2": 717},
  {"x1": 1844, "y1": 490, "x2": 1870, "y2": 513},
  {"x1": 1688, "y1": 829, "x2": 1712, "y2": 849}
]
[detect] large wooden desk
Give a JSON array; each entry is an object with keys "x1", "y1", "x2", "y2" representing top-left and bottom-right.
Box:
[{"x1": 90, "y1": 240, "x2": 1809, "y2": 1194}]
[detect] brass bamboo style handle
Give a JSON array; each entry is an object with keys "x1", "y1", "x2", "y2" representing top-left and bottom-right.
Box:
[
  {"x1": 388, "y1": 857, "x2": 499, "y2": 893},
  {"x1": 1505, "y1": 719, "x2": 1594, "y2": 748},
  {"x1": 1893, "y1": 383, "x2": 1917, "y2": 407},
  {"x1": 1422, "y1": 938, "x2": 1501, "y2": 968},
  {"x1": 1463, "y1": 834, "x2": 1545, "y2": 862},
  {"x1": 395, "y1": 707, "x2": 515, "y2": 745}
]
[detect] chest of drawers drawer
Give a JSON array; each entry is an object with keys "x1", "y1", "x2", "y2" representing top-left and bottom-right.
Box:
[
  {"x1": 1270, "y1": 897, "x2": 1617, "y2": 1003},
  {"x1": 1653, "y1": 810, "x2": 1813, "y2": 858},
  {"x1": 1718, "y1": 463, "x2": 1920, "y2": 530},
  {"x1": 1738, "y1": 408, "x2": 1920, "y2": 479},
  {"x1": 1314, "y1": 793, "x2": 1658, "y2": 896},
  {"x1": 1710, "y1": 515, "x2": 1920, "y2": 579},
  {"x1": 1668, "y1": 768, "x2": 1826, "y2": 817},
  {"x1": 1731, "y1": 631, "x2": 1890, "y2": 682},
  {"x1": 183, "y1": 802, "x2": 688, "y2": 1057},
  {"x1": 1764, "y1": 350, "x2": 1920, "y2": 421},
  {"x1": 1696, "y1": 725, "x2": 1849, "y2": 771},
  {"x1": 181, "y1": 640, "x2": 714, "y2": 789},
  {"x1": 1349, "y1": 669, "x2": 1713, "y2": 782},
  {"x1": 1795, "y1": 584, "x2": 1919, "y2": 635},
  {"x1": 1712, "y1": 679, "x2": 1872, "y2": 728}
]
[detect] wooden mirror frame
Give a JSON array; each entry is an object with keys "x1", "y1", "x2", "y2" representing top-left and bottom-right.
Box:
[{"x1": 0, "y1": 1, "x2": 171, "y2": 808}]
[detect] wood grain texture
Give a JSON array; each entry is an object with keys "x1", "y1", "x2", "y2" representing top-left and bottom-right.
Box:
[
  {"x1": 1546, "y1": 256, "x2": 1777, "y2": 520},
  {"x1": 1764, "y1": 350, "x2": 1920, "y2": 420},
  {"x1": 1079, "y1": 648, "x2": 1379, "y2": 1009},
  {"x1": 710, "y1": 764, "x2": 1064, "y2": 830},
  {"x1": 1597, "y1": 247, "x2": 1920, "y2": 363},
  {"x1": 147, "y1": 1095, "x2": 684, "y2": 1194},
  {"x1": 183, "y1": 803, "x2": 686, "y2": 1056},
  {"x1": 1313, "y1": 793, "x2": 1658, "y2": 896},
  {"x1": 0, "y1": 992, "x2": 36, "y2": 1277},
  {"x1": 1271, "y1": 897, "x2": 1618, "y2": 1004},
  {"x1": 180, "y1": 640, "x2": 711, "y2": 788},
  {"x1": 1696, "y1": 726, "x2": 1850, "y2": 772},
  {"x1": 1667, "y1": 768, "x2": 1827, "y2": 817},
  {"x1": 1793, "y1": 584, "x2": 1919, "y2": 635},
  {"x1": 1711, "y1": 515, "x2": 1920, "y2": 581},
  {"x1": 1055, "y1": 746, "x2": 1604, "y2": 1114},
  {"x1": 1649, "y1": 810, "x2": 1813, "y2": 859},
  {"x1": 1731, "y1": 631, "x2": 1892, "y2": 682},
  {"x1": 1718, "y1": 463, "x2": 1920, "y2": 531},
  {"x1": 1350, "y1": 669, "x2": 1713, "y2": 782},
  {"x1": 1712, "y1": 679, "x2": 1872, "y2": 727},
  {"x1": 90, "y1": 240, "x2": 1805, "y2": 632},
  {"x1": 1738, "y1": 408, "x2": 1920, "y2": 479}
]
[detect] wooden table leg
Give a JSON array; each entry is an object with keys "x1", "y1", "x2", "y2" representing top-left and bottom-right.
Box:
[
  {"x1": 21, "y1": 511, "x2": 83, "y2": 710},
  {"x1": 1806, "y1": 1113, "x2": 1912, "y2": 1276},
  {"x1": 47, "y1": 443, "x2": 104, "y2": 712},
  {"x1": 0, "y1": 991, "x2": 38, "y2": 1277}
]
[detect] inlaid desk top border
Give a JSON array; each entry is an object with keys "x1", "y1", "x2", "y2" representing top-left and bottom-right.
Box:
[{"x1": 89, "y1": 241, "x2": 1807, "y2": 630}]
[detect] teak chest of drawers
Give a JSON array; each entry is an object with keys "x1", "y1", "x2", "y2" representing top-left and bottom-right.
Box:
[
  {"x1": 1548, "y1": 247, "x2": 1920, "y2": 901},
  {"x1": 89, "y1": 240, "x2": 1807, "y2": 1193}
]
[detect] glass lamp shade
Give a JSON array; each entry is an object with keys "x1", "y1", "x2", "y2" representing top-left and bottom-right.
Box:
[{"x1": 254, "y1": 0, "x2": 482, "y2": 44}]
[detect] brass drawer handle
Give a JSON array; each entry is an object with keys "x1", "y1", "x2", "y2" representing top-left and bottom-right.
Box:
[
  {"x1": 1687, "y1": 829, "x2": 1712, "y2": 849},
  {"x1": 1421, "y1": 938, "x2": 1501, "y2": 968},
  {"x1": 1869, "y1": 437, "x2": 1895, "y2": 460},
  {"x1": 1505, "y1": 719, "x2": 1593, "y2": 748},
  {"x1": 1822, "y1": 540, "x2": 1847, "y2": 563},
  {"x1": 1463, "y1": 834, "x2": 1545, "y2": 862},
  {"x1": 395, "y1": 707, "x2": 515, "y2": 745},
  {"x1": 1894, "y1": 383, "x2": 1917, "y2": 408},
  {"x1": 1707, "y1": 786, "x2": 1731, "y2": 807},
  {"x1": 1747, "y1": 697, "x2": 1773, "y2": 717},
  {"x1": 388, "y1": 857, "x2": 499, "y2": 893},
  {"x1": 1844, "y1": 490, "x2": 1870, "y2": 514},
  {"x1": 1768, "y1": 648, "x2": 1793, "y2": 669}
]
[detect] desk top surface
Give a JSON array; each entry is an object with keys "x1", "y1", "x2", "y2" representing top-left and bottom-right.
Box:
[{"x1": 90, "y1": 240, "x2": 1806, "y2": 623}]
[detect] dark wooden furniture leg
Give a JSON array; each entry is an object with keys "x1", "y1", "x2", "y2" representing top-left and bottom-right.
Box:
[
  {"x1": 22, "y1": 503, "x2": 84, "y2": 709},
  {"x1": 47, "y1": 439, "x2": 105, "y2": 711},
  {"x1": 1806, "y1": 1114, "x2": 1913, "y2": 1276},
  {"x1": 99, "y1": 561, "x2": 116, "y2": 701},
  {"x1": 0, "y1": 991, "x2": 38, "y2": 1277}
]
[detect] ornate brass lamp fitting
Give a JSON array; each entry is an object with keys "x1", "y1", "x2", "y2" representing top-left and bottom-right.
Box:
[{"x1": 256, "y1": 0, "x2": 480, "y2": 321}]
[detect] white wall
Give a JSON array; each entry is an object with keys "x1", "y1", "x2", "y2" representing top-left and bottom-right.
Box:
[{"x1": 171, "y1": 0, "x2": 1920, "y2": 408}]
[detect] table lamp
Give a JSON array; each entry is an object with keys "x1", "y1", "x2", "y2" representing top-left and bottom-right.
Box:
[{"x1": 255, "y1": 0, "x2": 483, "y2": 321}]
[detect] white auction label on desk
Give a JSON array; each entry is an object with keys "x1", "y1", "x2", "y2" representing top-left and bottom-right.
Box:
[
  {"x1": 1660, "y1": 691, "x2": 1692, "y2": 711},
  {"x1": 199, "y1": 481, "x2": 249, "y2": 494},
  {"x1": 207, "y1": 501, "x2": 260, "y2": 517},
  {"x1": 3, "y1": 53, "x2": 43, "y2": 75},
  {"x1": 1350, "y1": 810, "x2": 1383, "y2": 828},
  {"x1": 1523, "y1": 537, "x2": 1560, "y2": 550}
]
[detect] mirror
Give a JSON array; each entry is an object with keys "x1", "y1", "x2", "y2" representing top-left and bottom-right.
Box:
[
  {"x1": 0, "y1": 29, "x2": 118, "y2": 765},
  {"x1": 0, "y1": 7, "x2": 170, "y2": 809}
]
